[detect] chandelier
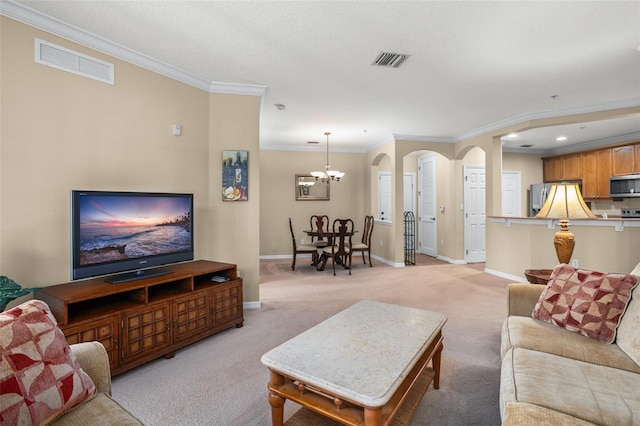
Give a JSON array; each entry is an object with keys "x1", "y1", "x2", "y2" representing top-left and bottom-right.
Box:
[{"x1": 310, "y1": 132, "x2": 345, "y2": 182}]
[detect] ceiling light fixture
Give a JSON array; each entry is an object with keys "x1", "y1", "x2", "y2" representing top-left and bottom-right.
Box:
[
  {"x1": 310, "y1": 132, "x2": 344, "y2": 182},
  {"x1": 556, "y1": 136, "x2": 568, "y2": 142}
]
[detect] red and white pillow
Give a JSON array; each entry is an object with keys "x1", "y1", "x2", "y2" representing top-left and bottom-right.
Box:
[
  {"x1": 0, "y1": 300, "x2": 96, "y2": 425},
  {"x1": 532, "y1": 264, "x2": 639, "y2": 344}
]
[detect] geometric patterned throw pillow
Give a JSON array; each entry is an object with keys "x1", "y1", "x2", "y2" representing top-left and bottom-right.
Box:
[
  {"x1": 532, "y1": 263, "x2": 639, "y2": 344},
  {"x1": 0, "y1": 300, "x2": 96, "y2": 425}
]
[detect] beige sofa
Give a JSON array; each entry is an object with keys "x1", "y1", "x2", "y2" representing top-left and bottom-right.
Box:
[
  {"x1": 500, "y1": 279, "x2": 640, "y2": 425},
  {"x1": 51, "y1": 341, "x2": 144, "y2": 425}
]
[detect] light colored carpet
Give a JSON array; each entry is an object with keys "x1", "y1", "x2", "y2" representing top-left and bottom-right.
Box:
[{"x1": 111, "y1": 258, "x2": 511, "y2": 425}]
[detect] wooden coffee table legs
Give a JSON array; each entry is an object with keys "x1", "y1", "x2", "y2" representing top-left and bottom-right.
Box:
[{"x1": 268, "y1": 371, "x2": 286, "y2": 426}]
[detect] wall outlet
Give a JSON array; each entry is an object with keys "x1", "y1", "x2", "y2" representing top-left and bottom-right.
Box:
[
  {"x1": 441, "y1": 239, "x2": 444, "y2": 245},
  {"x1": 571, "y1": 259, "x2": 579, "y2": 267},
  {"x1": 300, "y1": 238, "x2": 304, "y2": 244},
  {"x1": 379, "y1": 240, "x2": 383, "y2": 247},
  {"x1": 611, "y1": 205, "x2": 616, "y2": 211}
]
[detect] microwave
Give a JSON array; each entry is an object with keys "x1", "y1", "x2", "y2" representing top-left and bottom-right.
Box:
[{"x1": 610, "y1": 175, "x2": 640, "y2": 198}]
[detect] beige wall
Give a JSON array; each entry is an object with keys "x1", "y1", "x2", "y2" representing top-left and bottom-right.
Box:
[
  {"x1": 1, "y1": 18, "x2": 261, "y2": 302},
  {"x1": 259, "y1": 150, "x2": 366, "y2": 258},
  {"x1": 209, "y1": 93, "x2": 261, "y2": 302},
  {"x1": 502, "y1": 152, "x2": 544, "y2": 216},
  {"x1": 487, "y1": 221, "x2": 640, "y2": 278}
]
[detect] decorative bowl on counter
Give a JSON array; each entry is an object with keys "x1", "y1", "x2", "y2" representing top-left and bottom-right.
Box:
[{"x1": 524, "y1": 269, "x2": 553, "y2": 285}]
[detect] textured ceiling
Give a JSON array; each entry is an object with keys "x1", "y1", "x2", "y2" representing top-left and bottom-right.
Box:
[{"x1": 8, "y1": 0, "x2": 640, "y2": 153}]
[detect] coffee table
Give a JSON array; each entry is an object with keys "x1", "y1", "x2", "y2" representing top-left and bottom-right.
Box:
[{"x1": 261, "y1": 300, "x2": 447, "y2": 426}]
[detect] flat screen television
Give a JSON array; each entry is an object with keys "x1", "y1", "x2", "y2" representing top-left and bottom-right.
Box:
[{"x1": 71, "y1": 190, "x2": 194, "y2": 283}]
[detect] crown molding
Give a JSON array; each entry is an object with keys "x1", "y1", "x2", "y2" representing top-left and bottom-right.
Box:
[
  {"x1": 1, "y1": 0, "x2": 266, "y2": 96},
  {"x1": 261, "y1": 143, "x2": 366, "y2": 153},
  {"x1": 502, "y1": 131, "x2": 640, "y2": 156},
  {"x1": 392, "y1": 134, "x2": 455, "y2": 143},
  {"x1": 457, "y1": 98, "x2": 640, "y2": 141}
]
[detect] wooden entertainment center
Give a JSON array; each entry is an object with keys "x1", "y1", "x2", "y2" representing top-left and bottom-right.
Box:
[{"x1": 36, "y1": 260, "x2": 243, "y2": 376}]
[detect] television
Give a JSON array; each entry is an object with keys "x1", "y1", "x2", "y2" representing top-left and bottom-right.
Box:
[{"x1": 71, "y1": 190, "x2": 194, "y2": 283}]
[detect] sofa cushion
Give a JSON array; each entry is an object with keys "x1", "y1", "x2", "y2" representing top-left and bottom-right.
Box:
[
  {"x1": 0, "y1": 300, "x2": 96, "y2": 425},
  {"x1": 500, "y1": 347, "x2": 640, "y2": 425},
  {"x1": 502, "y1": 402, "x2": 597, "y2": 426},
  {"x1": 501, "y1": 316, "x2": 640, "y2": 373},
  {"x1": 51, "y1": 393, "x2": 144, "y2": 425},
  {"x1": 532, "y1": 264, "x2": 638, "y2": 343},
  {"x1": 616, "y1": 262, "x2": 640, "y2": 366}
]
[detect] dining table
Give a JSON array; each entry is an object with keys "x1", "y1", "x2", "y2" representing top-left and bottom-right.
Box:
[{"x1": 303, "y1": 228, "x2": 357, "y2": 271}]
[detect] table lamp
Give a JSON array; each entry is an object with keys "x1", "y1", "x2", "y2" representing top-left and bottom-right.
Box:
[{"x1": 535, "y1": 183, "x2": 596, "y2": 264}]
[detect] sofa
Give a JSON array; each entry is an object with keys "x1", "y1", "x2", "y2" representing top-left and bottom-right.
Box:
[
  {"x1": 50, "y1": 341, "x2": 144, "y2": 425},
  {"x1": 1, "y1": 300, "x2": 143, "y2": 425},
  {"x1": 500, "y1": 264, "x2": 640, "y2": 425}
]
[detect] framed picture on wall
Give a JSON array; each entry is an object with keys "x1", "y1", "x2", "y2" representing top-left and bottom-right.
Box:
[{"x1": 222, "y1": 150, "x2": 248, "y2": 201}]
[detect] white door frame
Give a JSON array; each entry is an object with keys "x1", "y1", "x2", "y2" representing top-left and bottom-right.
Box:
[
  {"x1": 418, "y1": 155, "x2": 437, "y2": 257},
  {"x1": 463, "y1": 165, "x2": 486, "y2": 263},
  {"x1": 403, "y1": 172, "x2": 416, "y2": 216},
  {"x1": 501, "y1": 171, "x2": 522, "y2": 217}
]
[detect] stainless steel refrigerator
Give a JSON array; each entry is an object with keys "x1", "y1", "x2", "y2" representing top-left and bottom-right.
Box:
[{"x1": 530, "y1": 183, "x2": 553, "y2": 217}]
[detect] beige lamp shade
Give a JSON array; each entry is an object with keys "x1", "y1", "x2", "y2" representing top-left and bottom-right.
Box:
[
  {"x1": 536, "y1": 184, "x2": 596, "y2": 220},
  {"x1": 535, "y1": 183, "x2": 596, "y2": 264}
]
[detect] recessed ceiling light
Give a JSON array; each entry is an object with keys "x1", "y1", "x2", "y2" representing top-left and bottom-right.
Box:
[
  {"x1": 506, "y1": 133, "x2": 518, "y2": 138},
  {"x1": 307, "y1": 141, "x2": 319, "y2": 144},
  {"x1": 550, "y1": 95, "x2": 559, "y2": 99},
  {"x1": 556, "y1": 136, "x2": 567, "y2": 142},
  {"x1": 274, "y1": 103, "x2": 286, "y2": 110},
  {"x1": 519, "y1": 144, "x2": 534, "y2": 148}
]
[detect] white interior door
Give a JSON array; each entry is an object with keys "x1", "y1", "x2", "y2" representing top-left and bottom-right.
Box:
[
  {"x1": 378, "y1": 172, "x2": 392, "y2": 222},
  {"x1": 464, "y1": 166, "x2": 486, "y2": 263},
  {"x1": 418, "y1": 155, "x2": 437, "y2": 257},
  {"x1": 502, "y1": 171, "x2": 521, "y2": 217},
  {"x1": 403, "y1": 172, "x2": 416, "y2": 215}
]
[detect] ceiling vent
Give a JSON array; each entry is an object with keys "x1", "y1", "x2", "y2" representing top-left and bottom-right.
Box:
[
  {"x1": 35, "y1": 38, "x2": 114, "y2": 85},
  {"x1": 372, "y1": 51, "x2": 410, "y2": 68}
]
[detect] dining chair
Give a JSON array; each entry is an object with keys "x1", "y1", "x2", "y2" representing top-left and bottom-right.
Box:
[
  {"x1": 350, "y1": 215, "x2": 374, "y2": 267},
  {"x1": 309, "y1": 215, "x2": 330, "y2": 248},
  {"x1": 322, "y1": 218, "x2": 354, "y2": 275},
  {"x1": 289, "y1": 218, "x2": 319, "y2": 270}
]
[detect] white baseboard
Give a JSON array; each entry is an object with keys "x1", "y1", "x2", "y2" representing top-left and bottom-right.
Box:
[
  {"x1": 484, "y1": 268, "x2": 527, "y2": 283},
  {"x1": 243, "y1": 301, "x2": 261, "y2": 310},
  {"x1": 436, "y1": 255, "x2": 466, "y2": 264}
]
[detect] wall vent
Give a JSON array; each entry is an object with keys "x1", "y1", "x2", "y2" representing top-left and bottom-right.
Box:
[
  {"x1": 35, "y1": 38, "x2": 114, "y2": 85},
  {"x1": 372, "y1": 51, "x2": 410, "y2": 68}
]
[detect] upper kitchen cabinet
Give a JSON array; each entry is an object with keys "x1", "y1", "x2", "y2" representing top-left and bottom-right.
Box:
[
  {"x1": 582, "y1": 149, "x2": 612, "y2": 199},
  {"x1": 612, "y1": 144, "x2": 640, "y2": 176},
  {"x1": 542, "y1": 153, "x2": 581, "y2": 182},
  {"x1": 543, "y1": 156, "x2": 563, "y2": 182},
  {"x1": 562, "y1": 153, "x2": 583, "y2": 181}
]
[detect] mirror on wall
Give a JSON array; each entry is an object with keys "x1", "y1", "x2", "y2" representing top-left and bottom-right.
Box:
[{"x1": 295, "y1": 174, "x2": 330, "y2": 201}]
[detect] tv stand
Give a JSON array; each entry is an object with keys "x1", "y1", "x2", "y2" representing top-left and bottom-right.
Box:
[
  {"x1": 36, "y1": 260, "x2": 243, "y2": 376},
  {"x1": 106, "y1": 268, "x2": 172, "y2": 284}
]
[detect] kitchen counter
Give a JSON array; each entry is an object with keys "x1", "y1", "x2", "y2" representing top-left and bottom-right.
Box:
[{"x1": 489, "y1": 216, "x2": 640, "y2": 232}]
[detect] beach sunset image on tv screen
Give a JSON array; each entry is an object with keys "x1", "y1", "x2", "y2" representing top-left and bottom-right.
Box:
[{"x1": 78, "y1": 194, "x2": 192, "y2": 266}]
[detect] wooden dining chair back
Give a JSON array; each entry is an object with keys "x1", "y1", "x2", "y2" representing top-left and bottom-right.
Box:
[
  {"x1": 289, "y1": 218, "x2": 318, "y2": 270},
  {"x1": 309, "y1": 215, "x2": 330, "y2": 248},
  {"x1": 350, "y1": 215, "x2": 374, "y2": 267},
  {"x1": 322, "y1": 218, "x2": 354, "y2": 275}
]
